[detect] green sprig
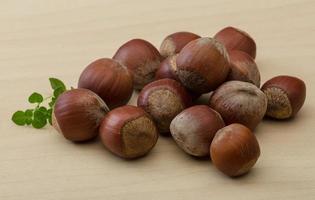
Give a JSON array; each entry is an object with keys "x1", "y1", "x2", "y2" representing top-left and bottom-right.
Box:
[{"x1": 11, "y1": 78, "x2": 67, "y2": 129}]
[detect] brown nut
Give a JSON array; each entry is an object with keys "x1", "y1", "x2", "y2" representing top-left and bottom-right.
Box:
[
  {"x1": 261, "y1": 75, "x2": 306, "y2": 119},
  {"x1": 155, "y1": 54, "x2": 179, "y2": 81},
  {"x1": 113, "y1": 39, "x2": 162, "y2": 90},
  {"x1": 52, "y1": 88, "x2": 109, "y2": 142},
  {"x1": 170, "y1": 105, "x2": 225, "y2": 157},
  {"x1": 78, "y1": 58, "x2": 133, "y2": 109},
  {"x1": 209, "y1": 81, "x2": 267, "y2": 130},
  {"x1": 137, "y1": 78, "x2": 192, "y2": 134},
  {"x1": 214, "y1": 26, "x2": 256, "y2": 59},
  {"x1": 176, "y1": 37, "x2": 230, "y2": 94},
  {"x1": 100, "y1": 105, "x2": 159, "y2": 159},
  {"x1": 160, "y1": 31, "x2": 201, "y2": 58},
  {"x1": 155, "y1": 54, "x2": 201, "y2": 100},
  {"x1": 210, "y1": 123, "x2": 261, "y2": 177},
  {"x1": 227, "y1": 50, "x2": 260, "y2": 87}
]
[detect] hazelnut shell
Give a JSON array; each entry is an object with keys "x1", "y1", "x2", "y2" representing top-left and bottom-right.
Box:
[
  {"x1": 261, "y1": 75, "x2": 306, "y2": 119},
  {"x1": 78, "y1": 58, "x2": 133, "y2": 109},
  {"x1": 160, "y1": 31, "x2": 201, "y2": 58},
  {"x1": 227, "y1": 50, "x2": 260, "y2": 87},
  {"x1": 113, "y1": 39, "x2": 162, "y2": 90},
  {"x1": 100, "y1": 105, "x2": 159, "y2": 159},
  {"x1": 176, "y1": 37, "x2": 230, "y2": 94},
  {"x1": 155, "y1": 54, "x2": 179, "y2": 81},
  {"x1": 209, "y1": 81, "x2": 267, "y2": 130},
  {"x1": 210, "y1": 123, "x2": 261, "y2": 177},
  {"x1": 170, "y1": 105, "x2": 225, "y2": 157},
  {"x1": 214, "y1": 26, "x2": 256, "y2": 59},
  {"x1": 137, "y1": 78, "x2": 192, "y2": 134},
  {"x1": 53, "y1": 88, "x2": 109, "y2": 142}
]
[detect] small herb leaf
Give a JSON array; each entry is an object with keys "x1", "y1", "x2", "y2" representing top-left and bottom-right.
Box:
[
  {"x1": 53, "y1": 87, "x2": 65, "y2": 99},
  {"x1": 28, "y1": 92, "x2": 44, "y2": 103},
  {"x1": 24, "y1": 109, "x2": 34, "y2": 125},
  {"x1": 32, "y1": 118, "x2": 47, "y2": 129},
  {"x1": 26, "y1": 118, "x2": 33, "y2": 125},
  {"x1": 49, "y1": 78, "x2": 66, "y2": 91},
  {"x1": 25, "y1": 109, "x2": 33, "y2": 117},
  {"x1": 32, "y1": 110, "x2": 47, "y2": 129},
  {"x1": 38, "y1": 106, "x2": 48, "y2": 115},
  {"x1": 47, "y1": 108, "x2": 53, "y2": 125},
  {"x1": 12, "y1": 77, "x2": 67, "y2": 129},
  {"x1": 49, "y1": 97, "x2": 56, "y2": 108},
  {"x1": 48, "y1": 101, "x2": 54, "y2": 107},
  {"x1": 12, "y1": 111, "x2": 26, "y2": 126}
]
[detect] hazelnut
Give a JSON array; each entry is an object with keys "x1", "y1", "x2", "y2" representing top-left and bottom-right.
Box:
[
  {"x1": 176, "y1": 37, "x2": 230, "y2": 94},
  {"x1": 78, "y1": 58, "x2": 133, "y2": 109},
  {"x1": 227, "y1": 50, "x2": 260, "y2": 87},
  {"x1": 155, "y1": 54, "x2": 201, "y2": 100},
  {"x1": 210, "y1": 123, "x2": 261, "y2": 177},
  {"x1": 155, "y1": 54, "x2": 179, "y2": 81},
  {"x1": 99, "y1": 105, "x2": 159, "y2": 159},
  {"x1": 170, "y1": 105, "x2": 225, "y2": 157},
  {"x1": 209, "y1": 81, "x2": 267, "y2": 130},
  {"x1": 261, "y1": 75, "x2": 306, "y2": 119},
  {"x1": 113, "y1": 39, "x2": 162, "y2": 90},
  {"x1": 160, "y1": 31, "x2": 201, "y2": 58},
  {"x1": 53, "y1": 88, "x2": 109, "y2": 142},
  {"x1": 214, "y1": 26, "x2": 256, "y2": 59},
  {"x1": 137, "y1": 78, "x2": 192, "y2": 134}
]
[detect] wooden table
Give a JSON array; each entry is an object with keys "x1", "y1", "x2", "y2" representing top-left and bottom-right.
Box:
[{"x1": 1, "y1": 1, "x2": 315, "y2": 199}]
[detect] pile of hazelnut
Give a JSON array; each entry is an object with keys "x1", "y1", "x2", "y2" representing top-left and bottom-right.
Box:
[{"x1": 52, "y1": 26, "x2": 306, "y2": 177}]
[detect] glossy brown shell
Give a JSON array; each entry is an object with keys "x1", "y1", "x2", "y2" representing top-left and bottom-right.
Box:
[
  {"x1": 78, "y1": 58, "x2": 133, "y2": 109},
  {"x1": 215, "y1": 26, "x2": 256, "y2": 59},
  {"x1": 99, "y1": 105, "x2": 159, "y2": 159},
  {"x1": 113, "y1": 39, "x2": 162, "y2": 90},
  {"x1": 53, "y1": 88, "x2": 109, "y2": 142}
]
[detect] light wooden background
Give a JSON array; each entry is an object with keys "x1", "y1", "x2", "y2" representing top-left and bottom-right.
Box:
[{"x1": 1, "y1": 0, "x2": 315, "y2": 199}]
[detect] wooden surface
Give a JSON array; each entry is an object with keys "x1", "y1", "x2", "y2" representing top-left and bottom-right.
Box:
[{"x1": 1, "y1": 0, "x2": 315, "y2": 199}]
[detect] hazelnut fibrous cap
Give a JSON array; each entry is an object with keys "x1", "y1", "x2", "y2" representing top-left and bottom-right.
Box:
[
  {"x1": 261, "y1": 75, "x2": 306, "y2": 119},
  {"x1": 263, "y1": 87, "x2": 292, "y2": 119},
  {"x1": 121, "y1": 115, "x2": 159, "y2": 158},
  {"x1": 147, "y1": 89, "x2": 184, "y2": 133},
  {"x1": 137, "y1": 78, "x2": 192, "y2": 134},
  {"x1": 100, "y1": 105, "x2": 159, "y2": 159}
]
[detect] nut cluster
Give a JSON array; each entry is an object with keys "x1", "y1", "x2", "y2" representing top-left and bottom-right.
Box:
[{"x1": 52, "y1": 26, "x2": 306, "y2": 177}]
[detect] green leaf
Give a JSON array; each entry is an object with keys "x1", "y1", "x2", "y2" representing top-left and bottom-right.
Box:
[
  {"x1": 25, "y1": 109, "x2": 34, "y2": 125},
  {"x1": 32, "y1": 118, "x2": 47, "y2": 129},
  {"x1": 28, "y1": 92, "x2": 43, "y2": 104},
  {"x1": 47, "y1": 108, "x2": 53, "y2": 125},
  {"x1": 48, "y1": 97, "x2": 56, "y2": 108},
  {"x1": 36, "y1": 106, "x2": 49, "y2": 120},
  {"x1": 25, "y1": 109, "x2": 33, "y2": 117},
  {"x1": 38, "y1": 106, "x2": 48, "y2": 114},
  {"x1": 32, "y1": 110, "x2": 47, "y2": 129},
  {"x1": 48, "y1": 117, "x2": 52, "y2": 125},
  {"x1": 53, "y1": 87, "x2": 65, "y2": 98},
  {"x1": 26, "y1": 118, "x2": 33, "y2": 125},
  {"x1": 12, "y1": 111, "x2": 26, "y2": 126},
  {"x1": 49, "y1": 78, "x2": 66, "y2": 91},
  {"x1": 47, "y1": 108, "x2": 53, "y2": 116}
]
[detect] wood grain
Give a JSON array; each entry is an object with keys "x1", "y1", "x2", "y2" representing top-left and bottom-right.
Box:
[{"x1": 1, "y1": 0, "x2": 315, "y2": 199}]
